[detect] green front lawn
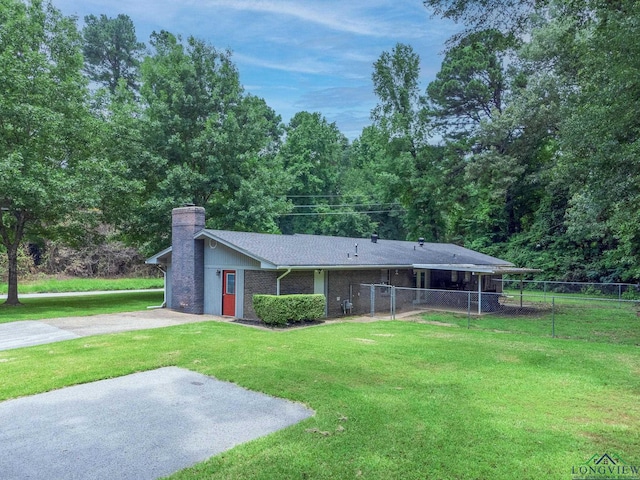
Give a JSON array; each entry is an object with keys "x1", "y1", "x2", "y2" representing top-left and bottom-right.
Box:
[{"x1": 1, "y1": 317, "x2": 638, "y2": 479}]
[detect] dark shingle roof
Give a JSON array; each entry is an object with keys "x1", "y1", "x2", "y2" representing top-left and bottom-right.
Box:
[{"x1": 198, "y1": 230, "x2": 513, "y2": 269}]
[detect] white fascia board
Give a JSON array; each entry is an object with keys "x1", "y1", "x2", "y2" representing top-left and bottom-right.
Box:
[
  {"x1": 413, "y1": 264, "x2": 502, "y2": 274},
  {"x1": 413, "y1": 264, "x2": 539, "y2": 275},
  {"x1": 146, "y1": 246, "x2": 173, "y2": 265},
  {"x1": 274, "y1": 264, "x2": 412, "y2": 271}
]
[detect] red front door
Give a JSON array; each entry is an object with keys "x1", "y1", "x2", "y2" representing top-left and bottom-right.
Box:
[{"x1": 222, "y1": 270, "x2": 236, "y2": 316}]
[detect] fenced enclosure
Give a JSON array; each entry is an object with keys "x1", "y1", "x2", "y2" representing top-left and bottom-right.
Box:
[
  {"x1": 360, "y1": 284, "x2": 640, "y2": 345},
  {"x1": 499, "y1": 278, "x2": 640, "y2": 300}
]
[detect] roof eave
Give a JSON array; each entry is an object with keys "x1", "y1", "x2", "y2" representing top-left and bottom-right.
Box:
[
  {"x1": 413, "y1": 264, "x2": 539, "y2": 275},
  {"x1": 195, "y1": 230, "x2": 275, "y2": 267},
  {"x1": 272, "y1": 264, "x2": 414, "y2": 271},
  {"x1": 145, "y1": 246, "x2": 172, "y2": 265}
]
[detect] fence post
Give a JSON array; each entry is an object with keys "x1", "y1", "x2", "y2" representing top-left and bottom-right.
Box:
[
  {"x1": 370, "y1": 285, "x2": 375, "y2": 318},
  {"x1": 391, "y1": 286, "x2": 396, "y2": 320},
  {"x1": 467, "y1": 291, "x2": 471, "y2": 329},
  {"x1": 619, "y1": 284, "x2": 622, "y2": 308},
  {"x1": 552, "y1": 297, "x2": 555, "y2": 338}
]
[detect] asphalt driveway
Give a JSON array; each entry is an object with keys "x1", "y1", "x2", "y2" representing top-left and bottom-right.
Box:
[{"x1": 0, "y1": 367, "x2": 314, "y2": 480}]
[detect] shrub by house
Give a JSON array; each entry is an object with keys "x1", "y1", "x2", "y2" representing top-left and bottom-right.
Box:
[{"x1": 253, "y1": 294, "x2": 325, "y2": 326}]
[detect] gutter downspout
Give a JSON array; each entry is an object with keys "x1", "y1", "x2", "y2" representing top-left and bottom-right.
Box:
[
  {"x1": 147, "y1": 266, "x2": 167, "y2": 309},
  {"x1": 276, "y1": 268, "x2": 292, "y2": 296}
]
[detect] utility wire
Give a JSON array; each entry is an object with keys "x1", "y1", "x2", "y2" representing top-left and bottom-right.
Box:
[
  {"x1": 279, "y1": 209, "x2": 405, "y2": 216},
  {"x1": 286, "y1": 195, "x2": 346, "y2": 198},
  {"x1": 291, "y1": 202, "x2": 401, "y2": 209}
]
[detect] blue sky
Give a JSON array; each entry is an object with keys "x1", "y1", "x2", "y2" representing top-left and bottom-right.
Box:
[{"x1": 55, "y1": 0, "x2": 459, "y2": 140}]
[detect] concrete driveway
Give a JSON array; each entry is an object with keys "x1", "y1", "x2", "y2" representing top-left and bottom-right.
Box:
[{"x1": 0, "y1": 309, "x2": 226, "y2": 351}]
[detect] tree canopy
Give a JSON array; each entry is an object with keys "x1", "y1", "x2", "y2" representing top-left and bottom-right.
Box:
[
  {"x1": 82, "y1": 13, "x2": 145, "y2": 92},
  {"x1": 0, "y1": 0, "x2": 104, "y2": 304},
  {"x1": 2, "y1": 0, "x2": 640, "y2": 286}
]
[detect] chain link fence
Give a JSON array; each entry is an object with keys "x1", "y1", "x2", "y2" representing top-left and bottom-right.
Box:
[
  {"x1": 360, "y1": 284, "x2": 640, "y2": 345},
  {"x1": 499, "y1": 278, "x2": 640, "y2": 300}
]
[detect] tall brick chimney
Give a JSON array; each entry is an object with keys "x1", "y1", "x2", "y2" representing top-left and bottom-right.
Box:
[{"x1": 171, "y1": 205, "x2": 205, "y2": 314}]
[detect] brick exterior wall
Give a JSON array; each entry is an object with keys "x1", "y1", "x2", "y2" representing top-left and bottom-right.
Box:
[
  {"x1": 170, "y1": 206, "x2": 205, "y2": 314},
  {"x1": 280, "y1": 271, "x2": 314, "y2": 295},
  {"x1": 243, "y1": 270, "x2": 277, "y2": 319},
  {"x1": 243, "y1": 268, "x2": 415, "y2": 320},
  {"x1": 243, "y1": 270, "x2": 315, "y2": 319},
  {"x1": 326, "y1": 269, "x2": 414, "y2": 317}
]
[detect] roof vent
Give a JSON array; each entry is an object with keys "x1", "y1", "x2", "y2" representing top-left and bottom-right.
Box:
[
  {"x1": 418, "y1": 237, "x2": 425, "y2": 247},
  {"x1": 371, "y1": 232, "x2": 378, "y2": 243}
]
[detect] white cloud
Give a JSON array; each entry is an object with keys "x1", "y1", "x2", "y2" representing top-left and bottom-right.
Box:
[
  {"x1": 234, "y1": 53, "x2": 340, "y2": 76},
  {"x1": 186, "y1": 0, "x2": 431, "y2": 38}
]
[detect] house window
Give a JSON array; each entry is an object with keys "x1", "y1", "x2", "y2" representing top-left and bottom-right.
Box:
[
  {"x1": 380, "y1": 269, "x2": 390, "y2": 284},
  {"x1": 225, "y1": 272, "x2": 236, "y2": 295},
  {"x1": 451, "y1": 271, "x2": 458, "y2": 283},
  {"x1": 380, "y1": 269, "x2": 390, "y2": 295}
]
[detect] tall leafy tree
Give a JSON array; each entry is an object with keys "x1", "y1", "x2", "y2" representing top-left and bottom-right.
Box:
[
  {"x1": 424, "y1": 0, "x2": 640, "y2": 281},
  {"x1": 370, "y1": 43, "x2": 453, "y2": 242},
  {"x1": 0, "y1": 0, "x2": 103, "y2": 305},
  {"x1": 119, "y1": 31, "x2": 286, "y2": 253},
  {"x1": 554, "y1": 0, "x2": 640, "y2": 280},
  {"x1": 423, "y1": 0, "x2": 542, "y2": 43},
  {"x1": 82, "y1": 13, "x2": 145, "y2": 92},
  {"x1": 206, "y1": 94, "x2": 290, "y2": 234},
  {"x1": 427, "y1": 30, "x2": 513, "y2": 138},
  {"x1": 276, "y1": 111, "x2": 351, "y2": 234},
  {"x1": 426, "y1": 27, "x2": 562, "y2": 251},
  {"x1": 371, "y1": 43, "x2": 430, "y2": 158},
  {"x1": 348, "y1": 125, "x2": 406, "y2": 240}
]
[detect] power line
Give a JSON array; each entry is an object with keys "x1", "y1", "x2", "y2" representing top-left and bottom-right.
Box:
[
  {"x1": 279, "y1": 209, "x2": 405, "y2": 217},
  {"x1": 286, "y1": 195, "x2": 345, "y2": 198},
  {"x1": 291, "y1": 202, "x2": 401, "y2": 209}
]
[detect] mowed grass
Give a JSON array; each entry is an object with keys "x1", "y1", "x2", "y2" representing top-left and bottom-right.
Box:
[
  {"x1": 416, "y1": 299, "x2": 640, "y2": 346},
  {"x1": 0, "y1": 318, "x2": 638, "y2": 479},
  {"x1": 0, "y1": 276, "x2": 163, "y2": 295},
  {"x1": 0, "y1": 291, "x2": 164, "y2": 323}
]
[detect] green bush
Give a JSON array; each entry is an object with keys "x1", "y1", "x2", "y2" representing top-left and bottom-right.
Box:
[
  {"x1": 621, "y1": 288, "x2": 640, "y2": 300},
  {"x1": 253, "y1": 294, "x2": 325, "y2": 326}
]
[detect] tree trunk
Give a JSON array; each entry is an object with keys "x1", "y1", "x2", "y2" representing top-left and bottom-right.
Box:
[
  {"x1": 0, "y1": 209, "x2": 26, "y2": 307},
  {"x1": 4, "y1": 246, "x2": 21, "y2": 306}
]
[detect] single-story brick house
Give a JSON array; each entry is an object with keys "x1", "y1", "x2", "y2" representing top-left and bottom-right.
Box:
[{"x1": 146, "y1": 206, "x2": 528, "y2": 319}]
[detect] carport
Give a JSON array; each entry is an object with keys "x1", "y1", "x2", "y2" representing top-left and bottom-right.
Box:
[{"x1": 413, "y1": 264, "x2": 541, "y2": 314}]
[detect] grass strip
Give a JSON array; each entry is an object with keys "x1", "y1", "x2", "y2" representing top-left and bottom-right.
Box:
[
  {"x1": 0, "y1": 319, "x2": 638, "y2": 479},
  {"x1": 0, "y1": 291, "x2": 164, "y2": 323},
  {"x1": 0, "y1": 277, "x2": 163, "y2": 295},
  {"x1": 417, "y1": 301, "x2": 640, "y2": 346}
]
